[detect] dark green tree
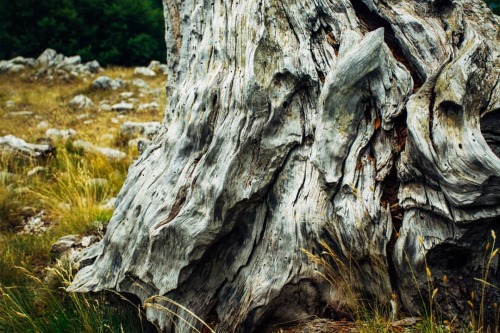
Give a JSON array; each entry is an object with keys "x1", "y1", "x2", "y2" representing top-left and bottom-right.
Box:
[
  {"x1": 0, "y1": 0, "x2": 164, "y2": 66},
  {"x1": 485, "y1": 0, "x2": 500, "y2": 14}
]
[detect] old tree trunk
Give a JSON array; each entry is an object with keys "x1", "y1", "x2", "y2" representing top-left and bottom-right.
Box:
[{"x1": 69, "y1": 0, "x2": 500, "y2": 331}]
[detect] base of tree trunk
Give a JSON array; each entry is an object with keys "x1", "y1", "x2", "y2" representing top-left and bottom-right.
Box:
[{"x1": 69, "y1": 1, "x2": 500, "y2": 331}]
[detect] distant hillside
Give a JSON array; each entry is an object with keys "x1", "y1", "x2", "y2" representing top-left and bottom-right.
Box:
[{"x1": 0, "y1": 0, "x2": 164, "y2": 66}]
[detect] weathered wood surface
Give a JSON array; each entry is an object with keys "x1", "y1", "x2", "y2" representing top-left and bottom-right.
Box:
[{"x1": 69, "y1": 0, "x2": 500, "y2": 331}]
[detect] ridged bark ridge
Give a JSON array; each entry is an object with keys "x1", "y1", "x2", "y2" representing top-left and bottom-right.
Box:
[{"x1": 69, "y1": 0, "x2": 500, "y2": 331}]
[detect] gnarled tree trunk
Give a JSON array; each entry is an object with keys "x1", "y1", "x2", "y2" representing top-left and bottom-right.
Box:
[{"x1": 69, "y1": 0, "x2": 500, "y2": 331}]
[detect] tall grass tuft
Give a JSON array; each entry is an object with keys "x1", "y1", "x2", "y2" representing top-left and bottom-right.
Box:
[
  {"x1": 303, "y1": 240, "x2": 393, "y2": 333},
  {"x1": 0, "y1": 262, "x2": 152, "y2": 333}
]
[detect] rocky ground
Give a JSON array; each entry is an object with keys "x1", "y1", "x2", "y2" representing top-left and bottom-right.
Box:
[{"x1": 0, "y1": 49, "x2": 168, "y2": 268}]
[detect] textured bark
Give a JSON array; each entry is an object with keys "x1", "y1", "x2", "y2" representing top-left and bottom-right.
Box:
[{"x1": 69, "y1": 0, "x2": 500, "y2": 331}]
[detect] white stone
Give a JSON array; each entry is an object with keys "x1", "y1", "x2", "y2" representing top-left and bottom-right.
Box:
[
  {"x1": 111, "y1": 102, "x2": 134, "y2": 112},
  {"x1": 37, "y1": 48, "x2": 64, "y2": 67},
  {"x1": 19, "y1": 211, "x2": 49, "y2": 235},
  {"x1": 75, "y1": 113, "x2": 89, "y2": 120},
  {"x1": 120, "y1": 92, "x2": 134, "y2": 98},
  {"x1": 85, "y1": 60, "x2": 101, "y2": 73},
  {"x1": 138, "y1": 102, "x2": 159, "y2": 111},
  {"x1": 73, "y1": 140, "x2": 126, "y2": 160},
  {"x1": 69, "y1": 95, "x2": 94, "y2": 109},
  {"x1": 120, "y1": 121, "x2": 161, "y2": 139},
  {"x1": 37, "y1": 121, "x2": 49, "y2": 130},
  {"x1": 99, "y1": 104, "x2": 112, "y2": 112},
  {"x1": 0, "y1": 135, "x2": 53, "y2": 160},
  {"x1": 92, "y1": 76, "x2": 124, "y2": 90},
  {"x1": 131, "y1": 79, "x2": 149, "y2": 89},
  {"x1": 46, "y1": 128, "x2": 77, "y2": 140},
  {"x1": 0, "y1": 62, "x2": 24, "y2": 73},
  {"x1": 134, "y1": 67, "x2": 156, "y2": 77},
  {"x1": 63, "y1": 55, "x2": 81, "y2": 66},
  {"x1": 147, "y1": 60, "x2": 161, "y2": 71}
]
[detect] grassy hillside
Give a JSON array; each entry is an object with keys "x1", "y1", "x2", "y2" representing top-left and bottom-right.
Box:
[{"x1": 0, "y1": 63, "x2": 165, "y2": 332}]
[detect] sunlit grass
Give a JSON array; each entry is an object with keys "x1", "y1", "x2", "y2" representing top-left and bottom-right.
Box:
[
  {"x1": 0, "y1": 262, "x2": 153, "y2": 333},
  {"x1": 0, "y1": 65, "x2": 166, "y2": 332},
  {"x1": 305, "y1": 231, "x2": 500, "y2": 333}
]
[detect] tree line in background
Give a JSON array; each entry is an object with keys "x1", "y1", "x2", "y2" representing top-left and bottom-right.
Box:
[
  {"x1": 486, "y1": 0, "x2": 500, "y2": 14},
  {"x1": 0, "y1": 0, "x2": 497, "y2": 67},
  {"x1": 0, "y1": 0, "x2": 164, "y2": 66}
]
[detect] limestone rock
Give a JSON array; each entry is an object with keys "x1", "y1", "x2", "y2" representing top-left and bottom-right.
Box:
[
  {"x1": 110, "y1": 102, "x2": 134, "y2": 112},
  {"x1": 134, "y1": 67, "x2": 156, "y2": 77},
  {"x1": 131, "y1": 78, "x2": 150, "y2": 89},
  {"x1": 148, "y1": 60, "x2": 168, "y2": 75},
  {"x1": 92, "y1": 76, "x2": 124, "y2": 90},
  {"x1": 0, "y1": 135, "x2": 54, "y2": 161},
  {"x1": 69, "y1": 95, "x2": 94, "y2": 109},
  {"x1": 36, "y1": 48, "x2": 64, "y2": 67},
  {"x1": 120, "y1": 121, "x2": 160, "y2": 139},
  {"x1": 73, "y1": 140, "x2": 126, "y2": 160},
  {"x1": 138, "y1": 101, "x2": 159, "y2": 111},
  {"x1": 46, "y1": 128, "x2": 77, "y2": 140}
]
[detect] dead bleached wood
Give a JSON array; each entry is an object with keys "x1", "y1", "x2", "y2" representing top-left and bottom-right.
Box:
[{"x1": 69, "y1": 0, "x2": 500, "y2": 331}]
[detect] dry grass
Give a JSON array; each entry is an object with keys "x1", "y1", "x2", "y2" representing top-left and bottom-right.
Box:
[
  {"x1": 0, "y1": 65, "x2": 166, "y2": 332},
  {"x1": 303, "y1": 231, "x2": 500, "y2": 333}
]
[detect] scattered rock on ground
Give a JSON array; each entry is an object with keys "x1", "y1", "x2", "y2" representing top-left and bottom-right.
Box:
[
  {"x1": 138, "y1": 101, "x2": 159, "y2": 111},
  {"x1": 1, "y1": 50, "x2": 101, "y2": 78},
  {"x1": 131, "y1": 79, "x2": 149, "y2": 89},
  {"x1": 51, "y1": 235, "x2": 79, "y2": 257},
  {"x1": 119, "y1": 92, "x2": 134, "y2": 98},
  {"x1": 69, "y1": 94, "x2": 94, "y2": 109},
  {"x1": 46, "y1": 128, "x2": 77, "y2": 140},
  {"x1": 37, "y1": 121, "x2": 50, "y2": 130},
  {"x1": 62, "y1": 55, "x2": 81, "y2": 67},
  {"x1": 10, "y1": 56, "x2": 37, "y2": 67},
  {"x1": 134, "y1": 66, "x2": 156, "y2": 77},
  {"x1": 18, "y1": 211, "x2": 49, "y2": 235},
  {"x1": 37, "y1": 49, "x2": 63, "y2": 67},
  {"x1": 147, "y1": 60, "x2": 168, "y2": 75},
  {"x1": 73, "y1": 140, "x2": 126, "y2": 160},
  {"x1": 99, "y1": 103, "x2": 112, "y2": 112},
  {"x1": 85, "y1": 60, "x2": 101, "y2": 74},
  {"x1": 0, "y1": 61, "x2": 25, "y2": 73},
  {"x1": 111, "y1": 102, "x2": 134, "y2": 112},
  {"x1": 35, "y1": 49, "x2": 101, "y2": 75},
  {"x1": 120, "y1": 121, "x2": 160, "y2": 139},
  {"x1": 92, "y1": 76, "x2": 124, "y2": 90},
  {"x1": 0, "y1": 135, "x2": 55, "y2": 161},
  {"x1": 50, "y1": 232, "x2": 102, "y2": 268}
]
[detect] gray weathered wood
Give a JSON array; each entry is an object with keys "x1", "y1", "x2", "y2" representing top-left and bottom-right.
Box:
[{"x1": 69, "y1": 0, "x2": 500, "y2": 331}]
